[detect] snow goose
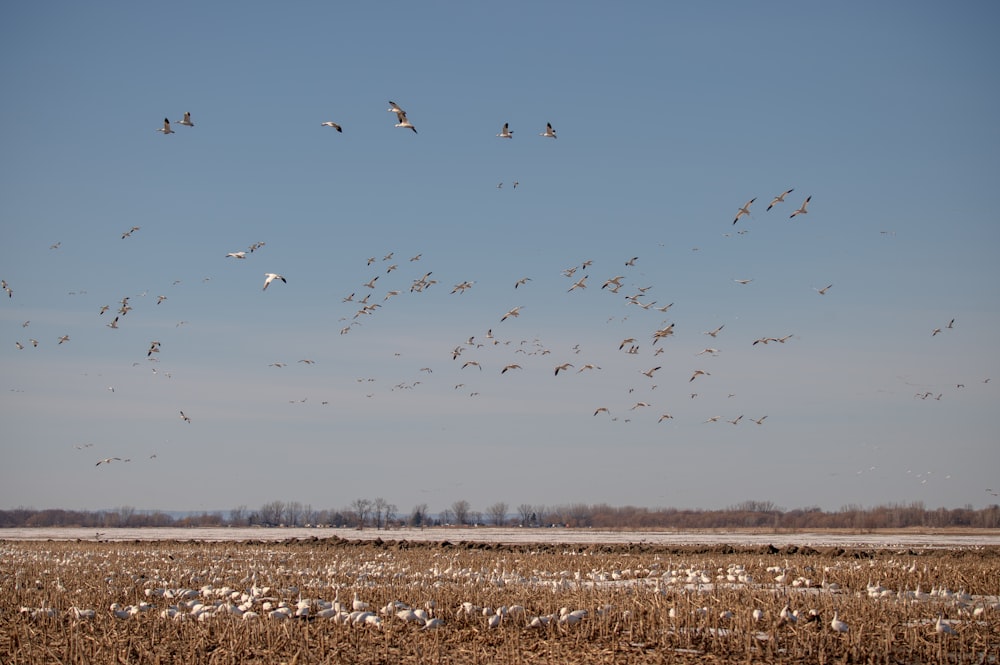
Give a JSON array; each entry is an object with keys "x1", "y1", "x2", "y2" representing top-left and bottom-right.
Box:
[
  {"x1": 156, "y1": 118, "x2": 174, "y2": 135},
  {"x1": 539, "y1": 122, "x2": 557, "y2": 138}
]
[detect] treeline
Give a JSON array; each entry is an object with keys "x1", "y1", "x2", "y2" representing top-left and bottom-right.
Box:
[{"x1": 2, "y1": 499, "x2": 999, "y2": 530}]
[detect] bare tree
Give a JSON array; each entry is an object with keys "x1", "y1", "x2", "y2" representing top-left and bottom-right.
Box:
[
  {"x1": 451, "y1": 499, "x2": 471, "y2": 525},
  {"x1": 517, "y1": 503, "x2": 534, "y2": 526},
  {"x1": 409, "y1": 503, "x2": 429, "y2": 527},
  {"x1": 258, "y1": 501, "x2": 285, "y2": 526},
  {"x1": 285, "y1": 501, "x2": 304, "y2": 526},
  {"x1": 486, "y1": 501, "x2": 509, "y2": 526},
  {"x1": 350, "y1": 498, "x2": 372, "y2": 529},
  {"x1": 373, "y1": 497, "x2": 392, "y2": 529},
  {"x1": 229, "y1": 505, "x2": 248, "y2": 526},
  {"x1": 438, "y1": 508, "x2": 454, "y2": 525}
]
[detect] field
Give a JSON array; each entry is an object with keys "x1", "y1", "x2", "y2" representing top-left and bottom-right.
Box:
[{"x1": 2, "y1": 533, "x2": 999, "y2": 664}]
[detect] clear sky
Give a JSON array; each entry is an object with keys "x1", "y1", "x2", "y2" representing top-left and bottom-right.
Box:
[{"x1": 2, "y1": 2, "x2": 998, "y2": 516}]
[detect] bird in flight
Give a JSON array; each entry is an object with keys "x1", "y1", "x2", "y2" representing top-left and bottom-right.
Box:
[
  {"x1": 156, "y1": 118, "x2": 174, "y2": 135},
  {"x1": 540, "y1": 122, "x2": 557, "y2": 139},
  {"x1": 321, "y1": 121, "x2": 343, "y2": 132},
  {"x1": 179, "y1": 411, "x2": 191, "y2": 423},
  {"x1": 177, "y1": 112, "x2": 194, "y2": 127},
  {"x1": 500, "y1": 363, "x2": 522, "y2": 374},
  {"x1": 554, "y1": 363, "x2": 574, "y2": 375},
  {"x1": 733, "y1": 278, "x2": 753, "y2": 285},
  {"x1": 497, "y1": 122, "x2": 513, "y2": 139},
  {"x1": 690, "y1": 369, "x2": 711, "y2": 382},
  {"x1": 704, "y1": 324, "x2": 725, "y2": 337},
  {"x1": 814, "y1": 284, "x2": 833, "y2": 295},
  {"x1": 96, "y1": 457, "x2": 122, "y2": 466},
  {"x1": 789, "y1": 195, "x2": 812, "y2": 218},
  {"x1": 501, "y1": 306, "x2": 522, "y2": 322},
  {"x1": 766, "y1": 189, "x2": 794, "y2": 211},
  {"x1": 389, "y1": 101, "x2": 417, "y2": 133},
  {"x1": 262, "y1": 273, "x2": 286, "y2": 291},
  {"x1": 226, "y1": 251, "x2": 246, "y2": 259},
  {"x1": 733, "y1": 198, "x2": 756, "y2": 225}
]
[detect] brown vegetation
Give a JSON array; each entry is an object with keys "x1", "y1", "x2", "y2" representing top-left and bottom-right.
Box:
[{"x1": 2, "y1": 538, "x2": 998, "y2": 664}]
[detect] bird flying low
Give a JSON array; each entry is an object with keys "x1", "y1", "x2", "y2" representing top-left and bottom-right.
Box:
[{"x1": 263, "y1": 273, "x2": 286, "y2": 291}]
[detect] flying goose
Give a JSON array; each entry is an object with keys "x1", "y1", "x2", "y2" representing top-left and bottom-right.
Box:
[
  {"x1": 262, "y1": 273, "x2": 286, "y2": 291},
  {"x1": 320, "y1": 121, "x2": 343, "y2": 132},
  {"x1": 540, "y1": 122, "x2": 557, "y2": 138},
  {"x1": 789, "y1": 195, "x2": 811, "y2": 218},
  {"x1": 733, "y1": 198, "x2": 756, "y2": 225},
  {"x1": 176, "y1": 112, "x2": 194, "y2": 127},
  {"x1": 497, "y1": 122, "x2": 513, "y2": 138},
  {"x1": 156, "y1": 118, "x2": 174, "y2": 134},
  {"x1": 766, "y1": 188, "x2": 793, "y2": 211}
]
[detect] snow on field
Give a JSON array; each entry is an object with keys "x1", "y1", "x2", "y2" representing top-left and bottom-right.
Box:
[{"x1": 3, "y1": 526, "x2": 999, "y2": 547}]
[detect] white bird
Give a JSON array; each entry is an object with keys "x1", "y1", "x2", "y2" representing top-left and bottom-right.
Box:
[
  {"x1": 690, "y1": 369, "x2": 710, "y2": 382},
  {"x1": 156, "y1": 118, "x2": 174, "y2": 135},
  {"x1": 814, "y1": 284, "x2": 833, "y2": 295},
  {"x1": 500, "y1": 306, "x2": 522, "y2": 322},
  {"x1": 540, "y1": 122, "x2": 557, "y2": 138},
  {"x1": 179, "y1": 411, "x2": 191, "y2": 423},
  {"x1": 733, "y1": 198, "x2": 756, "y2": 225},
  {"x1": 95, "y1": 457, "x2": 121, "y2": 466},
  {"x1": 57, "y1": 335, "x2": 70, "y2": 344},
  {"x1": 935, "y1": 615, "x2": 955, "y2": 635},
  {"x1": 262, "y1": 273, "x2": 286, "y2": 291},
  {"x1": 766, "y1": 188, "x2": 793, "y2": 211},
  {"x1": 733, "y1": 278, "x2": 753, "y2": 285},
  {"x1": 390, "y1": 102, "x2": 417, "y2": 133},
  {"x1": 176, "y1": 112, "x2": 194, "y2": 127},
  {"x1": 789, "y1": 195, "x2": 812, "y2": 218},
  {"x1": 830, "y1": 611, "x2": 849, "y2": 633},
  {"x1": 226, "y1": 251, "x2": 246, "y2": 259},
  {"x1": 320, "y1": 121, "x2": 343, "y2": 132},
  {"x1": 497, "y1": 122, "x2": 513, "y2": 138},
  {"x1": 704, "y1": 324, "x2": 724, "y2": 337}
]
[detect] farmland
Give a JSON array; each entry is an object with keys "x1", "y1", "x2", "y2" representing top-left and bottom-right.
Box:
[{"x1": 2, "y1": 534, "x2": 998, "y2": 663}]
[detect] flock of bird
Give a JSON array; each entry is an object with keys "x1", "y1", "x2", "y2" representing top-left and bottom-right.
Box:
[{"x1": 1, "y1": 100, "x2": 986, "y2": 492}]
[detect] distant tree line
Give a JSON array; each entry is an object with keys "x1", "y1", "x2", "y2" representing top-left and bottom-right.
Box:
[{"x1": 2, "y1": 499, "x2": 999, "y2": 530}]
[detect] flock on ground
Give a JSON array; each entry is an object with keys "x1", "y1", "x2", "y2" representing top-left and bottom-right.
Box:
[{"x1": 3, "y1": 103, "x2": 983, "y2": 475}]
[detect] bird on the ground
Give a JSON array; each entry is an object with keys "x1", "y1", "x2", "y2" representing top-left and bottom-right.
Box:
[
  {"x1": 766, "y1": 188, "x2": 794, "y2": 211},
  {"x1": 156, "y1": 118, "x2": 174, "y2": 134},
  {"x1": 540, "y1": 122, "x2": 556, "y2": 138},
  {"x1": 262, "y1": 273, "x2": 286, "y2": 291},
  {"x1": 320, "y1": 121, "x2": 342, "y2": 132},
  {"x1": 830, "y1": 611, "x2": 849, "y2": 633},
  {"x1": 497, "y1": 122, "x2": 512, "y2": 138},
  {"x1": 733, "y1": 198, "x2": 756, "y2": 225},
  {"x1": 789, "y1": 195, "x2": 812, "y2": 218}
]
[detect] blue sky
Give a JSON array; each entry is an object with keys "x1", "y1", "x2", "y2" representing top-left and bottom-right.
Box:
[{"x1": 2, "y1": 1, "x2": 998, "y2": 515}]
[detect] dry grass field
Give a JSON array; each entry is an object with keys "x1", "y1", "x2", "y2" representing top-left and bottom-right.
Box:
[{"x1": 2, "y1": 536, "x2": 998, "y2": 664}]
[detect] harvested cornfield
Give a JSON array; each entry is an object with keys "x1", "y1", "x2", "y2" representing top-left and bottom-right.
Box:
[{"x1": 2, "y1": 537, "x2": 998, "y2": 664}]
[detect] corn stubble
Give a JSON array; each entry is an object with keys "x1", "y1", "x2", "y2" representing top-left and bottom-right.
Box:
[{"x1": 2, "y1": 538, "x2": 998, "y2": 663}]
